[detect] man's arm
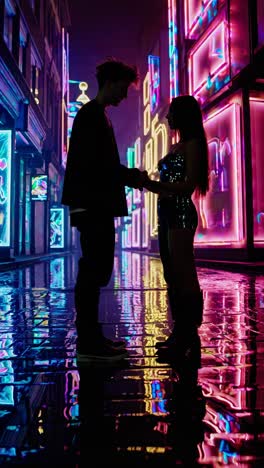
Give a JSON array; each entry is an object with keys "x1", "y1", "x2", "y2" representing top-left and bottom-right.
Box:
[{"x1": 120, "y1": 165, "x2": 147, "y2": 190}]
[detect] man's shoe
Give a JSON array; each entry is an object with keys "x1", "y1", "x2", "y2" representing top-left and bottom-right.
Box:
[{"x1": 77, "y1": 343, "x2": 128, "y2": 362}]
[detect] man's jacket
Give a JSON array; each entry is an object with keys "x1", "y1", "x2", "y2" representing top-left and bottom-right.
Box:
[{"x1": 61, "y1": 99, "x2": 140, "y2": 217}]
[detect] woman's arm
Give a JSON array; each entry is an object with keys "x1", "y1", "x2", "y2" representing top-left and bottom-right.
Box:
[{"x1": 144, "y1": 139, "x2": 200, "y2": 195}]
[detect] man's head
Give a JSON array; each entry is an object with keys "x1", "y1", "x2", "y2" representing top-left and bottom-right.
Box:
[{"x1": 96, "y1": 58, "x2": 139, "y2": 106}]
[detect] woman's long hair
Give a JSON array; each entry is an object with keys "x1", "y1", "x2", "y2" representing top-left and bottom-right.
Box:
[{"x1": 170, "y1": 95, "x2": 209, "y2": 196}]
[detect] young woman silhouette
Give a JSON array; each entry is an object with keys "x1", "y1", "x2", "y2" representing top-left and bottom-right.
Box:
[{"x1": 143, "y1": 95, "x2": 209, "y2": 353}]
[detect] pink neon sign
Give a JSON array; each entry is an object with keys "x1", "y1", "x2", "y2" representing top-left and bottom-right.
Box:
[
  {"x1": 250, "y1": 97, "x2": 264, "y2": 246},
  {"x1": 194, "y1": 101, "x2": 244, "y2": 246},
  {"x1": 188, "y1": 16, "x2": 230, "y2": 103},
  {"x1": 184, "y1": 0, "x2": 226, "y2": 39},
  {"x1": 257, "y1": 0, "x2": 264, "y2": 46}
]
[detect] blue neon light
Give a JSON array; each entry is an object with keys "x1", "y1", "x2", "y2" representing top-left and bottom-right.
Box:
[
  {"x1": 50, "y1": 208, "x2": 65, "y2": 249},
  {"x1": 0, "y1": 131, "x2": 12, "y2": 247},
  {"x1": 148, "y1": 55, "x2": 160, "y2": 114}
]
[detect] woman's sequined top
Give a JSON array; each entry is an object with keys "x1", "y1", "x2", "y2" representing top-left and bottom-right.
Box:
[{"x1": 158, "y1": 145, "x2": 198, "y2": 230}]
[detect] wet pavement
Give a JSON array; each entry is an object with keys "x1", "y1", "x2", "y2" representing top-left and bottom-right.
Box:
[{"x1": 0, "y1": 251, "x2": 263, "y2": 466}]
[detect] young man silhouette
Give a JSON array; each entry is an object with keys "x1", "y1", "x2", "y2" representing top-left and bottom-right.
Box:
[{"x1": 62, "y1": 58, "x2": 146, "y2": 361}]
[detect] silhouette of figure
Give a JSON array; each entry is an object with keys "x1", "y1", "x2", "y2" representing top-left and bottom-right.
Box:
[
  {"x1": 61, "y1": 59, "x2": 147, "y2": 362},
  {"x1": 155, "y1": 330, "x2": 205, "y2": 466},
  {"x1": 143, "y1": 95, "x2": 209, "y2": 355}
]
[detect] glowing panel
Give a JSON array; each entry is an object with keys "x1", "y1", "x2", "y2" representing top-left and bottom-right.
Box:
[
  {"x1": 152, "y1": 114, "x2": 168, "y2": 169},
  {"x1": 148, "y1": 55, "x2": 160, "y2": 114},
  {"x1": 230, "y1": 0, "x2": 250, "y2": 79},
  {"x1": 126, "y1": 225, "x2": 132, "y2": 248},
  {"x1": 250, "y1": 97, "x2": 264, "y2": 246},
  {"x1": 50, "y1": 208, "x2": 64, "y2": 249},
  {"x1": 143, "y1": 72, "x2": 150, "y2": 106},
  {"x1": 168, "y1": 0, "x2": 179, "y2": 99},
  {"x1": 144, "y1": 104, "x2": 151, "y2": 135},
  {"x1": 127, "y1": 147, "x2": 135, "y2": 168},
  {"x1": 134, "y1": 137, "x2": 141, "y2": 167},
  {"x1": 194, "y1": 102, "x2": 244, "y2": 246},
  {"x1": 0, "y1": 130, "x2": 12, "y2": 247},
  {"x1": 185, "y1": 0, "x2": 225, "y2": 39},
  {"x1": 142, "y1": 206, "x2": 148, "y2": 248},
  {"x1": 188, "y1": 16, "x2": 230, "y2": 104},
  {"x1": 132, "y1": 208, "x2": 141, "y2": 247},
  {"x1": 133, "y1": 137, "x2": 142, "y2": 204},
  {"x1": 258, "y1": 0, "x2": 264, "y2": 46},
  {"x1": 133, "y1": 187, "x2": 141, "y2": 205},
  {"x1": 31, "y1": 175, "x2": 48, "y2": 201},
  {"x1": 145, "y1": 138, "x2": 154, "y2": 174},
  {"x1": 126, "y1": 190, "x2": 132, "y2": 214}
]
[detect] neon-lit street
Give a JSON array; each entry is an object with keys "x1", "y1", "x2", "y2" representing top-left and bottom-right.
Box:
[{"x1": 0, "y1": 253, "x2": 263, "y2": 466}]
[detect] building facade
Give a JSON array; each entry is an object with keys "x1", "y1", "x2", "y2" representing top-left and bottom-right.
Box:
[
  {"x1": 121, "y1": 0, "x2": 264, "y2": 261},
  {"x1": 0, "y1": 0, "x2": 70, "y2": 259}
]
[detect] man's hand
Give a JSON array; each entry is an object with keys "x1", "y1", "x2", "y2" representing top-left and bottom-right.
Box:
[{"x1": 137, "y1": 170, "x2": 149, "y2": 191}]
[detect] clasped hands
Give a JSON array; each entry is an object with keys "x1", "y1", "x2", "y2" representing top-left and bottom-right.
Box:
[{"x1": 136, "y1": 170, "x2": 151, "y2": 191}]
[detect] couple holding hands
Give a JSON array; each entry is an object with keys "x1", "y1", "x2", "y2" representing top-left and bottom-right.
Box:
[{"x1": 62, "y1": 58, "x2": 209, "y2": 363}]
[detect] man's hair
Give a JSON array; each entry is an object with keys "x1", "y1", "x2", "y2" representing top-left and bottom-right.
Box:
[{"x1": 96, "y1": 58, "x2": 139, "y2": 88}]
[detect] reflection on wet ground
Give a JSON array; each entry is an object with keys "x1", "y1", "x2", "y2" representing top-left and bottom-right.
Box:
[{"x1": 0, "y1": 252, "x2": 263, "y2": 466}]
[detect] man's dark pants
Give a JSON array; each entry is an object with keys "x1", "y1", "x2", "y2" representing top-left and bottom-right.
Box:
[{"x1": 74, "y1": 214, "x2": 115, "y2": 347}]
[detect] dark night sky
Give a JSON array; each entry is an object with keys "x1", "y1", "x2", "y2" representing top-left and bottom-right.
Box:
[{"x1": 68, "y1": 0, "x2": 160, "y2": 159}]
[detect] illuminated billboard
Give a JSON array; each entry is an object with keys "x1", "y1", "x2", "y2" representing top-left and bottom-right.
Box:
[
  {"x1": 0, "y1": 130, "x2": 12, "y2": 247},
  {"x1": 50, "y1": 207, "x2": 64, "y2": 249},
  {"x1": 31, "y1": 175, "x2": 48, "y2": 201},
  {"x1": 194, "y1": 101, "x2": 244, "y2": 246},
  {"x1": 184, "y1": 0, "x2": 226, "y2": 39},
  {"x1": 188, "y1": 14, "x2": 230, "y2": 104},
  {"x1": 148, "y1": 55, "x2": 160, "y2": 114},
  {"x1": 250, "y1": 96, "x2": 264, "y2": 246},
  {"x1": 258, "y1": 0, "x2": 264, "y2": 46}
]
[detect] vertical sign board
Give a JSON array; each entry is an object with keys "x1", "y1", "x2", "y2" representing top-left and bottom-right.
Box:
[
  {"x1": 194, "y1": 102, "x2": 244, "y2": 246},
  {"x1": 184, "y1": 0, "x2": 226, "y2": 40},
  {"x1": 188, "y1": 16, "x2": 230, "y2": 104},
  {"x1": 148, "y1": 55, "x2": 160, "y2": 115},
  {"x1": 0, "y1": 130, "x2": 12, "y2": 247},
  {"x1": 50, "y1": 208, "x2": 64, "y2": 249},
  {"x1": 250, "y1": 97, "x2": 264, "y2": 246}
]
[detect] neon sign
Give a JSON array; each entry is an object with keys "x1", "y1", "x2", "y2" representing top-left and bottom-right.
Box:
[
  {"x1": 148, "y1": 55, "x2": 160, "y2": 114},
  {"x1": 31, "y1": 175, "x2": 48, "y2": 201},
  {"x1": 0, "y1": 131, "x2": 12, "y2": 247},
  {"x1": 50, "y1": 208, "x2": 64, "y2": 249},
  {"x1": 188, "y1": 16, "x2": 230, "y2": 103},
  {"x1": 168, "y1": 0, "x2": 179, "y2": 99},
  {"x1": 258, "y1": 0, "x2": 264, "y2": 46},
  {"x1": 142, "y1": 72, "x2": 168, "y2": 241},
  {"x1": 194, "y1": 101, "x2": 244, "y2": 246},
  {"x1": 185, "y1": 0, "x2": 225, "y2": 39},
  {"x1": 250, "y1": 96, "x2": 264, "y2": 246}
]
